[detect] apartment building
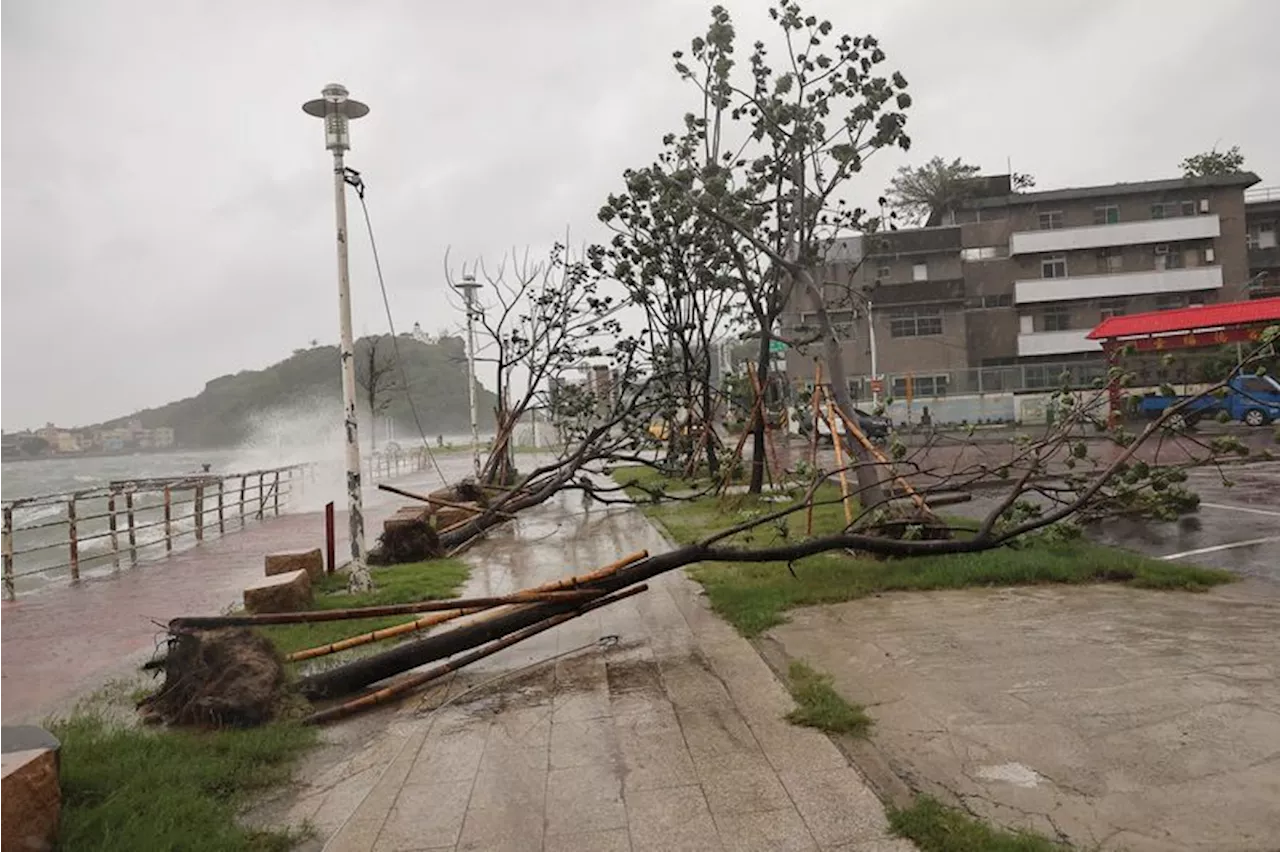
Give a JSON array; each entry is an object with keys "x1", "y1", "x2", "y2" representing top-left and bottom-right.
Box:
[
  {"x1": 1246, "y1": 185, "x2": 1280, "y2": 298},
  {"x1": 785, "y1": 170, "x2": 1262, "y2": 400}
]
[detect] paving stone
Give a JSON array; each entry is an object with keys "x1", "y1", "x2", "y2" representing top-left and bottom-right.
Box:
[
  {"x1": 544, "y1": 763, "x2": 628, "y2": 836},
  {"x1": 698, "y1": 765, "x2": 793, "y2": 817},
  {"x1": 374, "y1": 780, "x2": 471, "y2": 851},
  {"x1": 404, "y1": 727, "x2": 488, "y2": 785},
  {"x1": 617, "y1": 726, "x2": 698, "y2": 793},
  {"x1": 713, "y1": 807, "x2": 820, "y2": 852},
  {"x1": 551, "y1": 717, "x2": 620, "y2": 769},
  {"x1": 624, "y1": 784, "x2": 723, "y2": 852},
  {"x1": 543, "y1": 827, "x2": 633, "y2": 852},
  {"x1": 778, "y1": 768, "x2": 893, "y2": 849}
]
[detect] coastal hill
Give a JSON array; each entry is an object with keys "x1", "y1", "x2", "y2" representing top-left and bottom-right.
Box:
[{"x1": 87, "y1": 334, "x2": 497, "y2": 450}]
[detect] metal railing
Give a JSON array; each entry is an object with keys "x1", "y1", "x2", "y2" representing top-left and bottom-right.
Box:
[
  {"x1": 1, "y1": 464, "x2": 310, "y2": 600},
  {"x1": 365, "y1": 446, "x2": 438, "y2": 481}
]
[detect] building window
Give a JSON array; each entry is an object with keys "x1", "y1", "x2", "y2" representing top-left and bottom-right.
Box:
[
  {"x1": 891, "y1": 375, "x2": 949, "y2": 399},
  {"x1": 1099, "y1": 298, "x2": 1128, "y2": 320},
  {"x1": 1041, "y1": 254, "x2": 1067, "y2": 279},
  {"x1": 889, "y1": 307, "x2": 943, "y2": 338},
  {"x1": 912, "y1": 263, "x2": 928, "y2": 282},
  {"x1": 1038, "y1": 211, "x2": 1064, "y2": 230},
  {"x1": 1203, "y1": 247, "x2": 1216, "y2": 264},
  {"x1": 1155, "y1": 244, "x2": 1184, "y2": 270},
  {"x1": 1155, "y1": 292, "x2": 1189, "y2": 311},
  {"x1": 1151, "y1": 201, "x2": 1193, "y2": 220},
  {"x1": 980, "y1": 293, "x2": 1013, "y2": 308},
  {"x1": 1042, "y1": 305, "x2": 1071, "y2": 332},
  {"x1": 876, "y1": 263, "x2": 892, "y2": 280},
  {"x1": 1247, "y1": 224, "x2": 1278, "y2": 250},
  {"x1": 1093, "y1": 205, "x2": 1119, "y2": 225},
  {"x1": 961, "y1": 246, "x2": 1002, "y2": 261},
  {"x1": 1024, "y1": 365, "x2": 1057, "y2": 389},
  {"x1": 1096, "y1": 247, "x2": 1123, "y2": 273}
]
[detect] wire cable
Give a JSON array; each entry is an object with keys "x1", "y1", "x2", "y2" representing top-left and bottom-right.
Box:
[{"x1": 345, "y1": 167, "x2": 451, "y2": 486}]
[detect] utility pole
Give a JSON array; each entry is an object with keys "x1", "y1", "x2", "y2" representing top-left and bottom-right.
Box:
[
  {"x1": 456, "y1": 274, "x2": 483, "y2": 479},
  {"x1": 866, "y1": 299, "x2": 881, "y2": 407},
  {"x1": 302, "y1": 83, "x2": 372, "y2": 591}
]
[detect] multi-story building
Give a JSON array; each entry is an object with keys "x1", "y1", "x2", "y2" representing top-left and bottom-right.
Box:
[
  {"x1": 785, "y1": 170, "x2": 1263, "y2": 410},
  {"x1": 1246, "y1": 185, "x2": 1280, "y2": 299}
]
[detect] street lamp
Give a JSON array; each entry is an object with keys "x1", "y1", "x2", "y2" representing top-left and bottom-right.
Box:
[
  {"x1": 302, "y1": 83, "x2": 371, "y2": 586},
  {"x1": 456, "y1": 273, "x2": 483, "y2": 479}
]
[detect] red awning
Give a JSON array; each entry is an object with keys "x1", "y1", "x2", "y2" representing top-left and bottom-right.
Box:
[{"x1": 1087, "y1": 297, "x2": 1280, "y2": 341}]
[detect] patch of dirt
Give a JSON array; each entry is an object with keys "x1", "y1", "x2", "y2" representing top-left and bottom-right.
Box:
[
  {"x1": 140, "y1": 628, "x2": 287, "y2": 728},
  {"x1": 605, "y1": 658, "x2": 663, "y2": 695}
]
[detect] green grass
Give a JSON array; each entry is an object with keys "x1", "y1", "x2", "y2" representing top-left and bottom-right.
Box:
[
  {"x1": 259, "y1": 558, "x2": 470, "y2": 657},
  {"x1": 627, "y1": 485, "x2": 1234, "y2": 637},
  {"x1": 610, "y1": 463, "x2": 748, "y2": 501},
  {"x1": 784, "y1": 661, "x2": 871, "y2": 736},
  {"x1": 889, "y1": 795, "x2": 1071, "y2": 852},
  {"x1": 52, "y1": 713, "x2": 317, "y2": 852}
]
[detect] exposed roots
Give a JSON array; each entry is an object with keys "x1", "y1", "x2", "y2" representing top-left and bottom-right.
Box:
[
  {"x1": 368, "y1": 520, "x2": 442, "y2": 565},
  {"x1": 139, "y1": 629, "x2": 286, "y2": 728}
]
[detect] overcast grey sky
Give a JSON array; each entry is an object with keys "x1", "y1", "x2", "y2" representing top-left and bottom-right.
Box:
[{"x1": 3, "y1": 0, "x2": 1277, "y2": 431}]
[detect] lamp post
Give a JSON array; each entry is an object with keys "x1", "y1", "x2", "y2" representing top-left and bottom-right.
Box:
[
  {"x1": 302, "y1": 83, "x2": 371, "y2": 590},
  {"x1": 865, "y1": 299, "x2": 881, "y2": 406},
  {"x1": 456, "y1": 273, "x2": 483, "y2": 479}
]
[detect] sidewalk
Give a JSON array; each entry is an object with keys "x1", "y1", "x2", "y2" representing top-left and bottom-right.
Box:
[
  {"x1": 269, "y1": 495, "x2": 912, "y2": 852},
  {"x1": 0, "y1": 471, "x2": 440, "y2": 724}
]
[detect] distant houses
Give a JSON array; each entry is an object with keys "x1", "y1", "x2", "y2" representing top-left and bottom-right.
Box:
[{"x1": 3, "y1": 420, "x2": 177, "y2": 457}]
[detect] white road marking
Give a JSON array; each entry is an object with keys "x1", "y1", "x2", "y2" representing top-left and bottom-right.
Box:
[
  {"x1": 1160, "y1": 536, "x2": 1280, "y2": 561},
  {"x1": 1199, "y1": 502, "x2": 1280, "y2": 518}
]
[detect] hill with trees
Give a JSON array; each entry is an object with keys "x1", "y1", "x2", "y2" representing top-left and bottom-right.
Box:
[{"x1": 88, "y1": 335, "x2": 495, "y2": 449}]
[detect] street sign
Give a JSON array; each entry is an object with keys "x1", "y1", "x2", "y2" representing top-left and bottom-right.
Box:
[{"x1": 769, "y1": 340, "x2": 787, "y2": 353}]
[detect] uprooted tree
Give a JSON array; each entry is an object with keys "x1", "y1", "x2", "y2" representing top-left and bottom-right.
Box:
[{"x1": 145, "y1": 1, "x2": 1278, "y2": 725}]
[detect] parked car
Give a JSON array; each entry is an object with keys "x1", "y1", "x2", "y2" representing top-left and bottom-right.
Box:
[
  {"x1": 1137, "y1": 374, "x2": 1280, "y2": 426},
  {"x1": 798, "y1": 406, "x2": 891, "y2": 443}
]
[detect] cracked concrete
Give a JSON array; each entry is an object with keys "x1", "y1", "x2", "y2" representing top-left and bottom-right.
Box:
[{"x1": 768, "y1": 581, "x2": 1280, "y2": 851}]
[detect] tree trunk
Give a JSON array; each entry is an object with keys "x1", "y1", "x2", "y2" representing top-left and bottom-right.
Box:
[
  {"x1": 702, "y1": 372, "x2": 719, "y2": 477},
  {"x1": 801, "y1": 272, "x2": 887, "y2": 507},
  {"x1": 748, "y1": 331, "x2": 770, "y2": 494}
]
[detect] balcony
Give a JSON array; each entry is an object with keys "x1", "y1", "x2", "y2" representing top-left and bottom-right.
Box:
[
  {"x1": 1017, "y1": 329, "x2": 1103, "y2": 357},
  {"x1": 1015, "y1": 265, "x2": 1223, "y2": 304},
  {"x1": 1009, "y1": 215, "x2": 1220, "y2": 255}
]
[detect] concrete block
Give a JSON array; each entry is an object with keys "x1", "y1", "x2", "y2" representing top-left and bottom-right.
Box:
[
  {"x1": 0, "y1": 721, "x2": 60, "y2": 849},
  {"x1": 383, "y1": 506, "x2": 431, "y2": 536},
  {"x1": 244, "y1": 569, "x2": 312, "y2": 613},
  {"x1": 264, "y1": 548, "x2": 324, "y2": 582}
]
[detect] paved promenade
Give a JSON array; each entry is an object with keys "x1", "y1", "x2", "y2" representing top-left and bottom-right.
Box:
[
  {"x1": 1, "y1": 473, "x2": 432, "y2": 723},
  {"x1": 267, "y1": 494, "x2": 911, "y2": 852}
]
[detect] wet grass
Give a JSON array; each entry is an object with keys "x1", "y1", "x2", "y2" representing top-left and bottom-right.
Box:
[
  {"x1": 889, "y1": 795, "x2": 1071, "y2": 852},
  {"x1": 784, "y1": 661, "x2": 871, "y2": 736},
  {"x1": 623, "y1": 480, "x2": 1234, "y2": 637},
  {"x1": 258, "y1": 558, "x2": 470, "y2": 657},
  {"x1": 52, "y1": 713, "x2": 317, "y2": 852}
]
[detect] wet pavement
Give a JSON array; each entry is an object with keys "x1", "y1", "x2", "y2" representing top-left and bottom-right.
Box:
[
  {"x1": 260, "y1": 493, "x2": 912, "y2": 852},
  {"x1": 764, "y1": 460, "x2": 1280, "y2": 851},
  {"x1": 0, "y1": 467, "x2": 453, "y2": 724}
]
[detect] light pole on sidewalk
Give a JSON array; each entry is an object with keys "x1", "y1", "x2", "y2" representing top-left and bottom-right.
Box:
[
  {"x1": 302, "y1": 83, "x2": 371, "y2": 590},
  {"x1": 456, "y1": 273, "x2": 483, "y2": 480}
]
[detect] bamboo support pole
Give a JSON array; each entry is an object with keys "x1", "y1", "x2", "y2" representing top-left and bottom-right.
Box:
[
  {"x1": 822, "y1": 386, "x2": 926, "y2": 512},
  {"x1": 377, "y1": 483, "x2": 510, "y2": 517},
  {"x1": 806, "y1": 363, "x2": 823, "y2": 536},
  {"x1": 170, "y1": 589, "x2": 604, "y2": 630},
  {"x1": 302, "y1": 584, "x2": 649, "y2": 725},
  {"x1": 278, "y1": 549, "x2": 649, "y2": 663},
  {"x1": 822, "y1": 397, "x2": 854, "y2": 525}
]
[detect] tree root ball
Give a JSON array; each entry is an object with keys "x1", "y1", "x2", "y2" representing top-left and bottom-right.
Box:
[
  {"x1": 368, "y1": 520, "x2": 442, "y2": 565},
  {"x1": 139, "y1": 628, "x2": 286, "y2": 728}
]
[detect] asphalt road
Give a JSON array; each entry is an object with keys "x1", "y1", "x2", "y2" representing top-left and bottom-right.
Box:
[{"x1": 963, "y1": 460, "x2": 1280, "y2": 584}]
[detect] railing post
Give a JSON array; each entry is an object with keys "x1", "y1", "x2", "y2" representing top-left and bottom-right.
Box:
[
  {"x1": 239, "y1": 476, "x2": 248, "y2": 528},
  {"x1": 194, "y1": 483, "x2": 205, "y2": 542},
  {"x1": 217, "y1": 479, "x2": 226, "y2": 534},
  {"x1": 67, "y1": 497, "x2": 80, "y2": 581},
  {"x1": 324, "y1": 501, "x2": 336, "y2": 575},
  {"x1": 273, "y1": 471, "x2": 281, "y2": 516},
  {"x1": 258, "y1": 473, "x2": 265, "y2": 519},
  {"x1": 126, "y1": 491, "x2": 138, "y2": 566},
  {"x1": 2, "y1": 505, "x2": 14, "y2": 602},
  {"x1": 108, "y1": 491, "x2": 120, "y2": 570},
  {"x1": 163, "y1": 486, "x2": 173, "y2": 553}
]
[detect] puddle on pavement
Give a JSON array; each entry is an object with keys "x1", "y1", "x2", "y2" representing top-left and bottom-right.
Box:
[{"x1": 975, "y1": 762, "x2": 1044, "y2": 788}]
